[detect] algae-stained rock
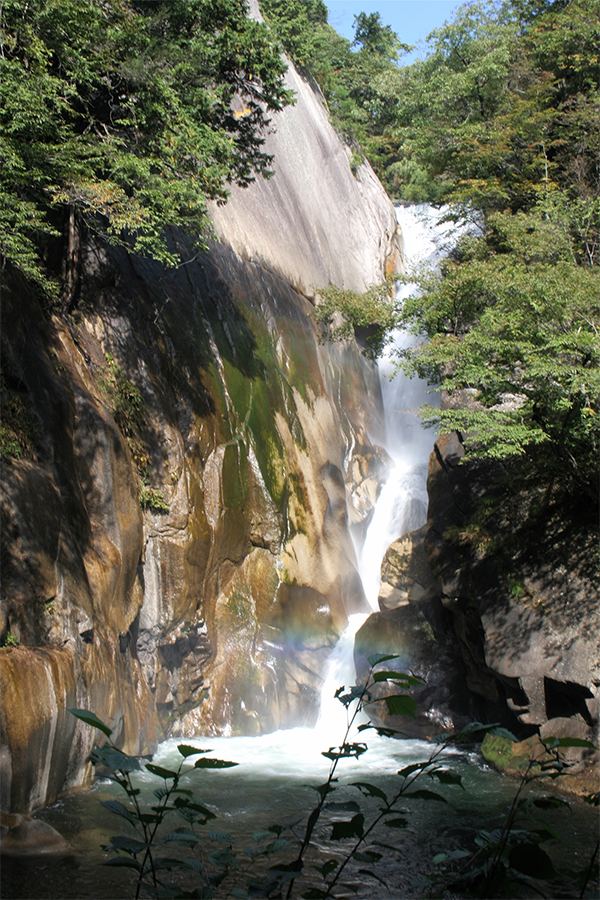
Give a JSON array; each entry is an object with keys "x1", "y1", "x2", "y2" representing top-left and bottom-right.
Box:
[
  {"x1": 481, "y1": 724, "x2": 599, "y2": 796},
  {"x1": 0, "y1": 641, "x2": 158, "y2": 813},
  {"x1": 0, "y1": 42, "x2": 397, "y2": 811}
]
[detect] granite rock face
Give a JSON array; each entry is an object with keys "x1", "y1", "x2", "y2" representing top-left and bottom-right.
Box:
[
  {"x1": 210, "y1": 36, "x2": 400, "y2": 296},
  {"x1": 0, "y1": 57, "x2": 399, "y2": 812},
  {"x1": 354, "y1": 526, "x2": 475, "y2": 739},
  {"x1": 422, "y1": 432, "x2": 600, "y2": 781},
  {"x1": 355, "y1": 428, "x2": 599, "y2": 774}
]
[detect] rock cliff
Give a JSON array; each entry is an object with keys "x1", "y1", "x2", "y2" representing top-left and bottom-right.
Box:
[
  {"x1": 0, "y1": 55, "x2": 400, "y2": 812},
  {"x1": 357, "y1": 431, "x2": 599, "y2": 788}
]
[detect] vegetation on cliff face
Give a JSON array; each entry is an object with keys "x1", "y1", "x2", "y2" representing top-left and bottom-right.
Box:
[
  {"x1": 284, "y1": 0, "x2": 599, "y2": 509},
  {"x1": 0, "y1": 0, "x2": 292, "y2": 305}
]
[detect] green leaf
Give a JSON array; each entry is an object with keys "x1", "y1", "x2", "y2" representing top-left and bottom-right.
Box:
[
  {"x1": 490, "y1": 727, "x2": 518, "y2": 741},
  {"x1": 100, "y1": 800, "x2": 139, "y2": 825},
  {"x1": 322, "y1": 742, "x2": 367, "y2": 760},
  {"x1": 310, "y1": 781, "x2": 337, "y2": 799},
  {"x1": 253, "y1": 831, "x2": 274, "y2": 842},
  {"x1": 398, "y1": 762, "x2": 427, "y2": 778},
  {"x1": 331, "y1": 814, "x2": 364, "y2": 840},
  {"x1": 104, "y1": 857, "x2": 142, "y2": 870},
  {"x1": 267, "y1": 859, "x2": 303, "y2": 884},
  {"x1": 351, "y1": 781, "x2": 388, "y2": 802},
  {"x1": 173, "y1": 796, "x2": 216, "y2": 819},
  {"x1": 92, "y1": 746, "x2": 140, "y2": 773},
  {"x1": 194, "y1": 758, "x2": 238, "y2": 769},
  {"x1": 373, "y1": 726, "x2": 403, "y2": 737},
  {"x1": 358, "y1": 868, "x2": 388, "y2": 886},
  {"x1": 403, "y1": 790, "x2": 448, "y2": 803},
  {"x1": 178, "y1": 858, "x2": 205, "y2": 873},
  {"x1": 145, "y1": 764, "x2": 179, "y2": 779},
  {"x1": 459, "y1": 721, "x2": 499, "y2": 737},
  {"x1": 311, "y1": 858, "x2": 338, "y2": 877},
  {"x1": 532, "y1": 796, "x2": 571, "y2": 810},
  {"x1": 164, "y1": 828, "x2": 201, "y2": 846},
  {"x1": 149, "y1": 857, "x2": 183, "y2": 872},
  {"x1": 383, "y1": 694, "x2": 417, "y2": 717},
  {"x1": 431, "y1": 770, "x2": 464, "y2": 789},
  {"x1": 103, "y1": 835, "x2": 147, "y2": 854},
  {"x1": 382, "y1": 817, "x2": 407, "y2": 828},
  {"x1": 68, "y1": 708, "x2": 113, "y2": 738},
  {"x1": 553, "y1": 737, "x2": 596, "y2": 749},
  {"x1": 177, "y1": 744, "x2": 213, "y2": 758},
  {"x1": 208, "y1": 830, "x2": 235, "y2": 844},
  {"x1": 509, "y1": 843, "x2": 557, "y2": 879},
  {"x1": 372, "y1": 671, "x2": 423, "y2": 686},
  {"x1": 367, "y1": 653, "x2": 401, "y2": 667},
  {"x1": 353, "y1": 850, "x2": 382, "y2": 863}
]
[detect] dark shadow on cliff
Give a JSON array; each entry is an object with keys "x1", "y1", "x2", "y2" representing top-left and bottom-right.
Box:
[{"x1": 427, "y1": 436, "x2": 598, "y2": 731}]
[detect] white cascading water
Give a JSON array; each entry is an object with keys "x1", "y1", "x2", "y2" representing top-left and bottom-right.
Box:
[
  {"x1": 356, "y1": 203, "x2": 464, "y2": 611},
  {"x1": 317, "y1": 203, "x2": 460, "y2": 720}
]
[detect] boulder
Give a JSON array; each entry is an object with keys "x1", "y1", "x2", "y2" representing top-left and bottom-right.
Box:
[
  {"x1": 354, "y1": 526, "x2": 475, "y2": 739},
  {"x1": 0, "y1": 813, "x2": 69, "y2": 856},
  {"x1": 424, "y1": 431, "x2": 599, "y2": 790}
]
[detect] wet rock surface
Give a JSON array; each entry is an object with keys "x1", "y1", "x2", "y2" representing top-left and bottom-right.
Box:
[
  {"x1": 0, "y1": 813, "x2": 69, "y2": 856},
  {"x1": 0, "y1": 48, "x2": 397, "y2": 812},
  {"x1": 423, "y1": 431, "x2": 599, "y2": 786},
  {"x1": 354, "y1": 526, "x2": 475, "y2": 738}
]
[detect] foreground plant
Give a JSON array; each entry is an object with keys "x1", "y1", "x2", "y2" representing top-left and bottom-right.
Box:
[
  {"x1": 69, "y1": 655, "x2": 598, "y2": 899},
  {"x1": 415, "y1": 734, "x2": 599, "y2": 900},
  {"x1": 69, "y1": 708, "x2": 263, "y2": 899}
]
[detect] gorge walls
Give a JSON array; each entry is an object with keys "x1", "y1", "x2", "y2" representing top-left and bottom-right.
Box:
[{"x1": 0, "y1": 55, "x2": 400, "y2": 812}]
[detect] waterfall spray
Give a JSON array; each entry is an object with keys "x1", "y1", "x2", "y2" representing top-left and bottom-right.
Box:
[{"x1": 318, "y1": 204, "x2": 465, "y2": 718}]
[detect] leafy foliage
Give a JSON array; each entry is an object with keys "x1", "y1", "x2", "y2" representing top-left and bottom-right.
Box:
[
  {"x1": 311, "y1": 278, "x2": 399, "y2": 359},
  {"x1": 398, "y1": 208, "x2": 600, "y2": 501},
  {"x1": 259, "y1": 0, "x2": 328, "y2": 67},
  {"x1": 0, "y1": 0, "x2": 292, "y2": 298},
  {"x1": 294, "y1": 0, "x2": 599, "y2": 509},
  {"x1": 0, "y1": 369, "x2": 39, "y2": 460},
  {"x1": 98, "y1": 354, "x2": 169, "y2": 512},
  {"x1": 68, "y1": 670, "x2": 599, "y2": 899}
]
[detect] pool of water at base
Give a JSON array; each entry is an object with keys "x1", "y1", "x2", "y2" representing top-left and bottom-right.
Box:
[{"x1": 2, "y1": 728, "x2": 598, "y2": 900}]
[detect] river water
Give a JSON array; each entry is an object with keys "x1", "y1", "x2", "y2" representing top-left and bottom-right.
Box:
[
  {"x1": 3, "y1": 205, "x2": 598, "y2": 899},
  {"x1": 4, "y1": 727, "x2": 597, "y2": 899}
]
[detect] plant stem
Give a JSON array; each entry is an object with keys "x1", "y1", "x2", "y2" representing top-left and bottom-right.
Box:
[
  {"x1": 285, "y1": 676, "x2": 374, "y2": 898},
  {"x1": 579, "y1": 839, "x2": 599, "y2": 900},
  {"x1": 324, "y1": 742, "x2": 449, "y2": 896},
  {"x1": 477, "y1": 758, "x2": 536, "y2": 899}
]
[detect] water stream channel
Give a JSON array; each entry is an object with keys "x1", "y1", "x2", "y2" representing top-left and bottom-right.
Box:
[{"x1": 2, "y1": 206, "x2": 597, "y2": 899}]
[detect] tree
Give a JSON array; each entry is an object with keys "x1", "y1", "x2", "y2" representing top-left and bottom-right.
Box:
[
  {"x1": 312, "y1": 0, "x2": 600, "y2": 508},
  {"x1": 352, "y1": 11, "x2": 405, "y2": 61},
  {"x1": 398, "y1": 209, "x2": 599, "y2": 504},
  {"x1": 259, "y1": 0, "x2": 329, "y2": 67},
  {"x1": 0, "y1": 0, "x2": 292, "y2": 304}
]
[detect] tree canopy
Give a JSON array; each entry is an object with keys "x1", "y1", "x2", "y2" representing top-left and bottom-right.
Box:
[
  {"x1": 277, "y1": 0, "x2": 598, "y2": 507},
  {"x1": 394, "y1": 0, "x2": 599, "y2": 505},
  {"x1": 0, "y1": 0, "x2": 292, "y2": 301}
]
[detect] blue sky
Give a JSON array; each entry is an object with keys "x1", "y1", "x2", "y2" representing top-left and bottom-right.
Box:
[{"x1": 324, "y1": 1, "x2": 461, "y2": 61}]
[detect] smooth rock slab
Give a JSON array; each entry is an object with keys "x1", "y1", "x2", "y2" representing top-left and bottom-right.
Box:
[{"x1": 0, "y1": 813, "x2": 69, "y2": 856}]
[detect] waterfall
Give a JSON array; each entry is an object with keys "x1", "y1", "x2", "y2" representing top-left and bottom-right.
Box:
[{"x1": 317, "y1": 204, "x2": 464, "y2": 721}]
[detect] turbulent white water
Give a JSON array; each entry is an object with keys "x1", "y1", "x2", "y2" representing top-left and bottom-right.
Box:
[{"x1": 355, "y1": 204, "x2": 470, "y2": 612}]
